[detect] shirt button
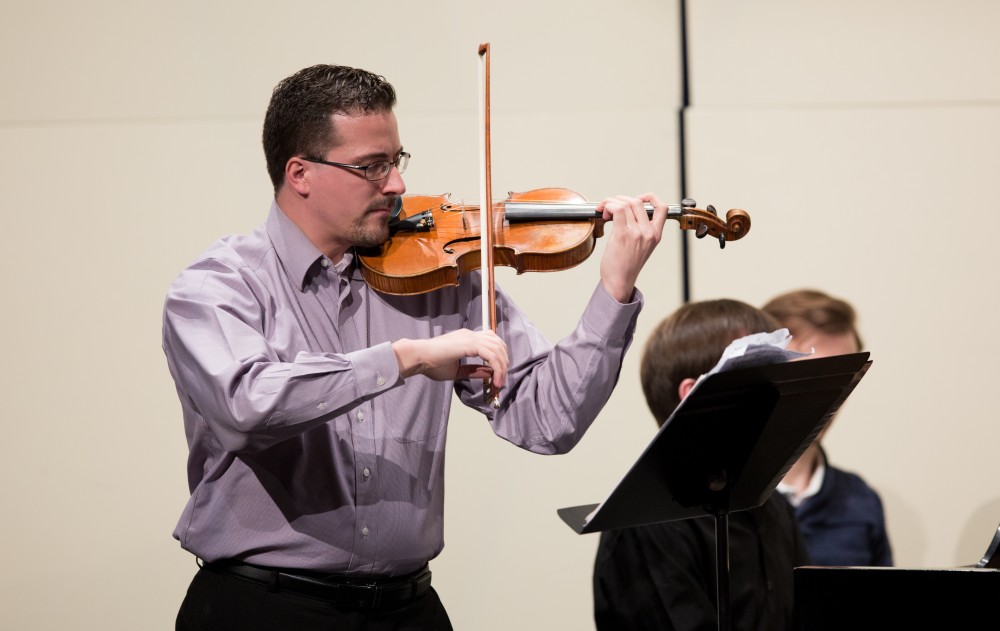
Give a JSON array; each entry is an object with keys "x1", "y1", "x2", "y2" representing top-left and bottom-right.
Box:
[
  {"x1": 376, "y1": 375, "x2": 386, "y2": 386},
  {"x1": 320, "y1": 258, "x2": 330, "y2": 268},
  {"x1": 316, "y1": 402, "x2": 327, "y2": 410},
  {"x1": 363, "y1": 467, "x2": 371, "y2": 479},
  {"x1": 362, "y1": 526, "x2": 370, "y2": 537},
  {"x1": 357, "y1": 411, "x2": 365, "y2": 422}
]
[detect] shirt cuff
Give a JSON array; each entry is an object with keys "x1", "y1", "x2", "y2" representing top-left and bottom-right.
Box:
[
  {"x1": 584, "y1": 282, "x2": 644, "y2": 339},
  {"x1": 346, "y1": 341, "x2": 400, "y2": 396}
]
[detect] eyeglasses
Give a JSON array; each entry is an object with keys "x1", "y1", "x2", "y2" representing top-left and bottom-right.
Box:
[{"x1": 302, "y1": 151, "x2": 410, "y2": 181}]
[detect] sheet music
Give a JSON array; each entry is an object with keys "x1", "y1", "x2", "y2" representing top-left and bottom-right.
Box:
[
  {"x1": 690, "y1": 328, "x2": 807, "y2": 393},
  {"x1": 583, "y1": 328, "x2": 807, "y2": 526}
]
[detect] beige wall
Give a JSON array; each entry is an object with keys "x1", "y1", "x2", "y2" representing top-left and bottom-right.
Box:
[{"x1": 2, "y1": 1, "x2": 998, "y2": 629}]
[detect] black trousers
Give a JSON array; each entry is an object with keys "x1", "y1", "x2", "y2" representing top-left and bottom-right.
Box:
[{"x1": 176, "y1": 566, "x2": 454, "y2": 631}]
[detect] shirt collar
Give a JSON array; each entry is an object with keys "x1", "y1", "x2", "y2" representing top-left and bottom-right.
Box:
[
  {"x1": 777, "y1": 447, "x2": 828, "y2": 507},
  {"x1": 797, "y1": 457, "x2": 826, "y2": 502},
  {"x1": 265, "y1": 201, "x2": 355, "y2": 290}
]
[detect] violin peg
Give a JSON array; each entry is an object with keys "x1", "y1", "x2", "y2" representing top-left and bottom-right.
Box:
[
  {"x1": 718, "y1": 234, "x2": 726, "y2": 249},
  {"x1": 706, "y1": 204, "x2": 717, "y2": 216},
  {"x1": 696, "y1": 224, "x2": 709, "y2": 239},
  {"x1": 681, "y1": 197, "x2": 697, "y2": 209}
]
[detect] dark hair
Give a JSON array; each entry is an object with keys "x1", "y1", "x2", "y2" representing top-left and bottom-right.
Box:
[
  {"x1": 640, "y1": 299, "x2": 779, "y2": 426},
  {"x1": 262, "y1": 64, "x2": 397, "y2": 194},
  {"x1": 761, "y1": 289, "x2": 863, "y2": 350}
]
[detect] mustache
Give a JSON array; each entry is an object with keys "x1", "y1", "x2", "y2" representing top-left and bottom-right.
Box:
[{"x1": 366, "y1": 197, "x2": 399, "y2": 213}]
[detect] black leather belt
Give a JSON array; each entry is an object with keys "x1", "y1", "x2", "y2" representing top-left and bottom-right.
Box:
[{"x1": 203, "y1": 560, "x2": 432, "y2": 612}]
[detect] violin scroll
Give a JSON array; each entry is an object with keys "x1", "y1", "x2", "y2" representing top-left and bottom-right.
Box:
[{"x1": 674, "y1": 198, "x2": 750, "y2": 249}]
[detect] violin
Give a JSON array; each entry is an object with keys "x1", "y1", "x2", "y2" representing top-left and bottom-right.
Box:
[{"x1": 357, "y1": 188, "x2": 751, "y2": 296}]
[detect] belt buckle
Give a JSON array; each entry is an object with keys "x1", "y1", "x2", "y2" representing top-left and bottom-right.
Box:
[{"x1": 336, "y1": 582, "x2": 380, "y2": 611}]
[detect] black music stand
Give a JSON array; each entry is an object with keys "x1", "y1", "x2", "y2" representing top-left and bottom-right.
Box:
[{"x1": 559, "y1": 352, "x2": 872, "y2": 631}]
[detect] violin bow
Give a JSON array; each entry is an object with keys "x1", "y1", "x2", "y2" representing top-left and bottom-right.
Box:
[{"x1": 478, "y1": 42, "x2": 499, "y2": 408}]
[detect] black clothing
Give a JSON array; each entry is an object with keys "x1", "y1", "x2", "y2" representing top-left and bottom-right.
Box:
[
  {"x1": 176, "y1": 564, "x2": 453, "y2": 631},
  {"x1": 790, "y1": 449, "x2": 893, "y2": 566},
  {"x1": 593, "y1": 494, "x2": 809, "y2": 631}
]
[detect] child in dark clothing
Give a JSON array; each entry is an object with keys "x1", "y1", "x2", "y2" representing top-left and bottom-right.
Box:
[{"x1": 593, "y1": 299, "x2": 810, "y2": 631}]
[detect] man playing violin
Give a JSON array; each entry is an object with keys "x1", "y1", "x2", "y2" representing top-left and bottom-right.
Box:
[{"x1": 163, "y1": 63, "x2": 670, "y2": 630}]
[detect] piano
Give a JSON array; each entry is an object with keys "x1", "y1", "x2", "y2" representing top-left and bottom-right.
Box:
[{"x1": 795, "y1": 522, "x2": 1000, "y2": 629}]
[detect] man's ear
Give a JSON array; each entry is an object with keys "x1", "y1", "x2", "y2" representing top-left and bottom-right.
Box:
[
  {"x1": 284, "y1": 157, "x2": 310, "y2": 196},
  {"x1": 678, "y1": 377, "x2": 698, "y2": 402}
]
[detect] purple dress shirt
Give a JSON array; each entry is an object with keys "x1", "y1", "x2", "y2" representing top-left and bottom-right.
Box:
[{"x1": 162, "y1": 202, "x2": 642, "y2": 577}]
